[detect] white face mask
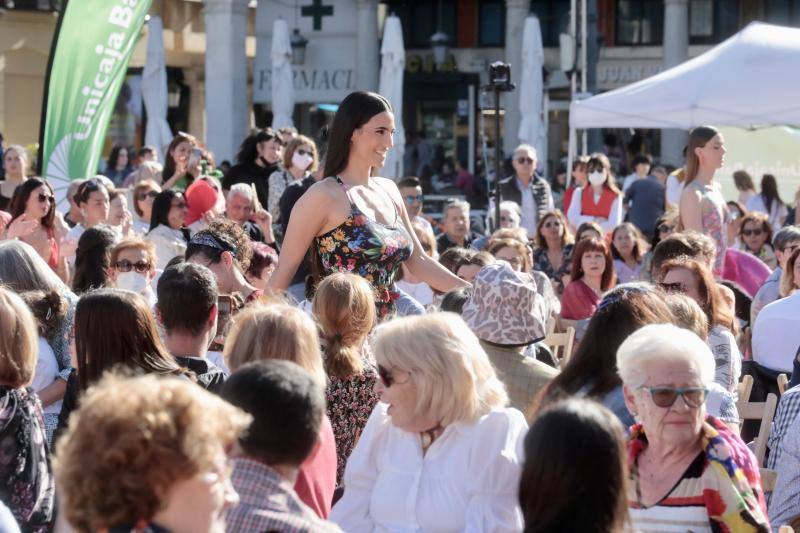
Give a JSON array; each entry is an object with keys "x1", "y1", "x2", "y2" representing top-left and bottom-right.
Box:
[
  {"x1": 588, "y1": 171, "x2": 606, "y2": 186},
  {"x1": 291, "y1": 152, "x2": 314, "y2": 171},
  {"x1": 116, "y1": 271, "x2": 149, "y2": 294}
]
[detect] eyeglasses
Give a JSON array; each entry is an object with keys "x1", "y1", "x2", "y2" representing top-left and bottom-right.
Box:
[
  {"x1": 659, "y1": 281, "x2": 687, "y2": 293},
  {"x1": 376, "y1": 364, "x2": 410, "y2": 388},
  {"x1": 742, "y1": 228, "x2": 764, "y2": 237},
  {"x1": 658, "y1": 224, "x2": 675, "y2": 234},
  {"x1": 403, "y1": 194, "x2": 423, "y2": 204},
  {"x1": 516, "y1": 157, "x2": 534, "y2": 165},
  {"x1": 639, "y1": 386, "x2": 709, "y2": 408},
  {"x1": 37, "y1": 193, "x2": 55, "y2": 204},
  {"x1": 296, "y1": 149, "x2": 312, "y2": 157},
  {"x1": 137, "y1": 191, "x2": 159, "y2": 201},
  {"x1": 543, "y1": 220, "x2": 562, "y2": 229},
  {"x1": 114, "y1": 260, "x2": 152, "y2": 273}
]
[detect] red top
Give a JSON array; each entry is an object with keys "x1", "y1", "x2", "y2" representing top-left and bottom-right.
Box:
[
  {"x1": 294, "y1": 415, "x2": 337, "y2": 518},
  {"x1": 580, "y1": 186, "x2": 617, "y2": 218},
  {"x1": 563, "y1": 185, "x2": 577, "y2": 213},
  {"x1": 560, "y1": 278, "x2": 601, "y2": 320}
]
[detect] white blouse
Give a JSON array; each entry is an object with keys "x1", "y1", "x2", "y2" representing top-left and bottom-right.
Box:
[
  {"x1": 146, "y1": 224, "x2": 188, "y2": 270},
  {"x1": 330, "y1": 403, "x2": 528, "y2": 532}
]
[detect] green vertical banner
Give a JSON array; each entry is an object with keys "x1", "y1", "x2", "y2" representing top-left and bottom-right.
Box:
[{"x1": 39, "y1": 0, "x2": 151, "y2": 204}]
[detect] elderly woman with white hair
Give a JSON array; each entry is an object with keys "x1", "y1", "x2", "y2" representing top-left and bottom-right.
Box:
[
  {"x1": 619, "y1": 323, "x2": 769, "y2": 532},
  {"x1": 330, "y1": 312, "x2": 528, "y2": 531}
]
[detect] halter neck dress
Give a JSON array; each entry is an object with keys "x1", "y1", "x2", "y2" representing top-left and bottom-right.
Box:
[{"x1": 314, "y1": 176, "x2": 413, "y2": 319}]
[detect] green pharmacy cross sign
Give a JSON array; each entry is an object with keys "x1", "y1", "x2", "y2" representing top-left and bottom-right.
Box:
[{"x1": 301, "y1": 0, "x2": 334, "y2": 31}]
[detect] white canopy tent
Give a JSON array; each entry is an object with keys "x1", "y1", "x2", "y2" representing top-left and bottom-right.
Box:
[
  {"x1": 568, "y1": 22, "x2": 800, "y2": 172},
  {"x1": 378, "y1": 15, "x2": 406, "y2": 180},
  {"x1": 518, "y1": 15, "x2": 548, "y2": 177},
  {"x1": 270, "y1": 18, "x2": 294, "y2": 130}
]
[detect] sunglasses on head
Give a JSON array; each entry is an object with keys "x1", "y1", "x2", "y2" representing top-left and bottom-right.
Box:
[
  {"x1": 37, "y1": 193, "x2": 54, "y2": 204},
  {"x1": 742, "y1": 228, "x2": 764, "y2": 237},
  {"x1": 404, "y1": 194, "x2": 423, "y2": 204},
  {"x1": 639, "y1": 386, "x2": 709, "y2": 408},
  {"x1": 114, "y1": 260, "x2": 152, "y2": 273},
  {"x1": 137, "y1": 190, "x2": 159, "y2": 201},
  {"x1": 516, "y1": 157, "x2": 534, "y2": 165}
]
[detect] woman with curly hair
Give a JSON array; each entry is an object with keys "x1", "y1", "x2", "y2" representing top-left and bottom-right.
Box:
[
  {"x1": 312, "y1": 272, "x2": 380, "y2": 485},
  {"x1": 54, "y1": 373, "x2": 250, "y2": 532}
]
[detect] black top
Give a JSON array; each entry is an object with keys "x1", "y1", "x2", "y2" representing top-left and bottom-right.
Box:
[
  {"x1": 0, "y1": 192, "x2": 10, "y2": 212},
  {"x1": 279, "y1": 176, "x2": 316, "y2": 289},
  {"x1": 174, "y1": 356, "x2": 227, "y2": 394},
  {"x1": 222, "y1": 160, "x2": 279, "y2": 211}
]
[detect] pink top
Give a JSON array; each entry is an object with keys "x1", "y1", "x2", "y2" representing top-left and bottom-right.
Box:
[
  {"x1": 560, "y1": 278, "x2": 601, "y2": 320},
  {"x1": 723, "y1": 248, "x2": 771, "y2": 298},
  {"x1": 294, "y1": 415, "x2": 338, "y2": 518}
]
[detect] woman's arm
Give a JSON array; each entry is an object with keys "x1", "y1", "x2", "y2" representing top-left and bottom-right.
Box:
[
  {"x1": 377, "y1": 178, "x2": 468, "y2": 293},
  {"x1": 36, "y1": 379, "x2": 67, "y2": 407},
  {"x1": 267, "y1": 184, "x2": 332, "y2": 292},
  {"x1": 680, "y1": 187, "x2": 704, "y2": 232}
]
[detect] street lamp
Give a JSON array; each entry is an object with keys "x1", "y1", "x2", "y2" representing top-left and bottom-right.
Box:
[
  {"x1": 430, "y1": 0, "x2": 449, "y2": 67},
  {"x1": 290, "y1": 28, "x2": 308, "y2": 65}
]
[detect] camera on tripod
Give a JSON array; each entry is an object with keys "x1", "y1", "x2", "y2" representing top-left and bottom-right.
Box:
[{"x1": 487, "y1": 61, "x2": 515, "y2": 92}]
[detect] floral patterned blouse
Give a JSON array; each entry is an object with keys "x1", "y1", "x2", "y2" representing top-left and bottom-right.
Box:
[
  {"x1": 314, "y1": 177, "x2": 413, "y2": 319},
  {"x1": 532, "y1": 243, "x2": 574, "y2": 294},
  {"x1": 325, "y1": 354, "x2": 380, "y2": 485},
  {"x1": 0, "y1": 387, "x2": 54, "y2": 532}
]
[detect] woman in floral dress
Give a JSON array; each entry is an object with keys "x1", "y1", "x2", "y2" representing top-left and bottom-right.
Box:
[
  {"x1": 313, "y1": 273, "x2": 380, "y2": 484},
  {"x1": 269, "y1": 91, "x2": 467, "y2": 318}
]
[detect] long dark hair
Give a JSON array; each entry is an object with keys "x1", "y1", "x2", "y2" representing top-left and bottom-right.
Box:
[
  {"x1": 162, "y1": 132, "x2": 197, "y2": 181},
  {"x1": 235, "y1": 128, "x2": 280, "y2": 165},
  {"x1": 105, "y1": 144, "x2": 130, "y2": 171},
  {"x1": 760, "y1": 173, "x2": 783, "y2": 214},
  {"x1": 684, "y1": 126, "x2": 719, "y2": 186},
  {"x1": 323, "y1": 91, "x2": 392, "y2": 178},
  {"x1": 72, "y1": 225, "x2": 118, "y2": 295},
  {"x1": 8, "y1": 178, "x2": 56, "y2": 229},
  {"x1": 520, "y1": 399, "x2": 629, "y2": 533},
  {"x1": 74, "y1": 289, "x2": 184, "y2": 391},
  {"x1": 535, "y1": 284, "x2": 673, "y2": 406},
  {"x1": 148, "y1": 189, "x2": 187, "y2": 236}
]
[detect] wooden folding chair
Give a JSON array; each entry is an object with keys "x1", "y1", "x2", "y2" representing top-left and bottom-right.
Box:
[
  {"x1": 760, "y1": 467, "x2": 778, "y2": 492},
  {"x1": 738, "y1": 374, "x2": 754, "y2": 403},
  {"x1": 544, "y1": 326, "x2": 575, "y2": 369},
  {"x1": 736, "y1": 393, "x2": 778, "y2": 466},
  {"x1": 778, "y1": 373, "x2": 789, "y2": 395}
]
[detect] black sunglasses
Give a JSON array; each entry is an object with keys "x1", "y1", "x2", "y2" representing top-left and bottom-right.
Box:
[
  {"x1": 114, "y1": 260, "x2": 152, "y2": 273},
  {"x1": 659, "y1": 281, "x2": 686, "y2": 293},
  {"x1": 742, "y1": 228, "x2": 764, "y2": 237},
  {"x1": 137, "y1": 190, "x2": 159, "y2": 201},
  {"x1": 376, "y1": 364, "x2": 411, "y2": 388},
  {"x1": 516, "y1": 157, "x2": 534, "y2": 165},
  {"x1": 37, "y1": 193, "x2": 55, "y2": 204},
  {"x1": 640, "y1": 386, "x2": 709, "y2": 408}
]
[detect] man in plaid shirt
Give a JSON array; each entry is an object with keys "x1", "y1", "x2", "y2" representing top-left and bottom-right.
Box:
[{"x1": 221, "y1": 361, "x2": 342, "y2": 533}]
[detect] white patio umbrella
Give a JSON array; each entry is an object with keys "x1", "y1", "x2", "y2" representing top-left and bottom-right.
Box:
[
  {"x1": 378, "y1": 14, "x2": 405, "y2": 180},
  {"x1": 517, "y1": 15, "x2": 547, "y2": 176},
  {"x1": 141, "y1": 16, "x2": 173, "y2": 162},
  {"x1": 271, "y1": 18, "x2": 295, "y2": 129}
]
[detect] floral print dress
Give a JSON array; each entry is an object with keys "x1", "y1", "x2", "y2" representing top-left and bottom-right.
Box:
[
  {"x1": 315, "y1": 177, "x2": 413, "y2": 319},
  {"x1": 325, "y1": 353, "x2": 380, "y2": 485},
  {"x1": 0, "y1": 387, "x2": 54, "y2": 532}
]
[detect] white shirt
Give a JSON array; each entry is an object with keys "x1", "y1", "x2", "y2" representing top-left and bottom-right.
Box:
[
  {"x1": 330, "y1": 403, "x2": 528, "y2": 532},
  {"x1": 707, "y1": 325, "x2": 741, "y2": 394},
  {"x1": 665, "y1": 174, "x2": 684, "y2": 208},
  {"x1": 396, "y1": 280, "x2": 434, "y2": 306},
  {"x1": 146, "y1": 224, "x2": 188, "y2": 270},
  {"x1": 31, "y1": 338, "x2": 63, "y2": 416},
  {"x1": 566, "y1": 186, "x2": 623, "y2": 234},
  {"x1": 132, "y1": 218, "x2": 150, "y2": 236},
  {"x1": 413, "y1": 215, "x2": 433, "y2": 235},
  {"x1": 752, "y1": 290, "x2": 800, "y2": 372}
]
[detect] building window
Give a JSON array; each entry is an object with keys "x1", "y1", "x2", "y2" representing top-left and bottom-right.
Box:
[
  {"x1": 385, "y1": 1, "x2": 458, "y2": 49},
  {"x1": 615, "y1": 0, "x2": 663, "y2": 45},
  {"x1": 765, "y1": 0, "x2": 800, "y2": 25},
  {"x1": 530, "y1": 0, "x2": 571, "y2": 47},
  {"x1": 689, "y1": 0, "x2": 740, "y2": 44},
  {"x1": 478, "y1": 0, "x2": 505, "y2": 46}
]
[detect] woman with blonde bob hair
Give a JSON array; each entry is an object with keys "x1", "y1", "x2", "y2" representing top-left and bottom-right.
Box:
[
  {"x1": 330, "y1": 312, "x2": 528, "y2": 531},
  {"x1": 222, "y1": 303, "x2": 337, "y2": 518},
  {"x1": 618, "y1": 324, "x2": 768, "y2": 531},
  {"x1": 54, "y1": 373, "x2": 250, "y2": 532}
]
